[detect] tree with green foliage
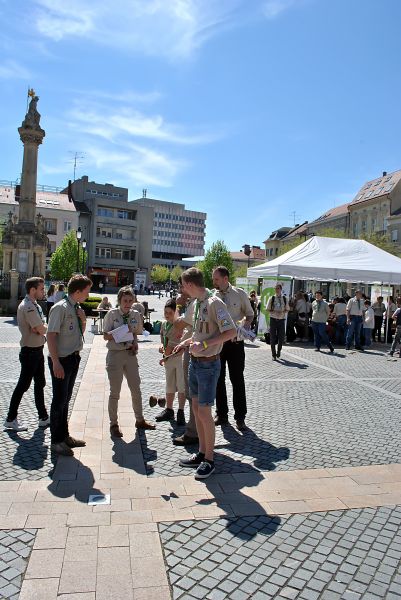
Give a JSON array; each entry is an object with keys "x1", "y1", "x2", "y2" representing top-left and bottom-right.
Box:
[
  {"x1": 151, "y1": 264, "x2": 170, "y2": 284},
  {"x1": 170, "y1": 265, "x2": 183, "y2": 284},
  {"x1": 233, "y1": 264, "x2": 248, "y2": 279},
  {"x1": 49, "y1": 230, "x2": 86, "y2": 281},
  {"x1": 196, "y1": 240, "x2": 234, "y2": 288}
]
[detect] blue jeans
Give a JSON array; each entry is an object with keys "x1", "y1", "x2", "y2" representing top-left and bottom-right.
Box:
[
  {"x1": 363, "y1": 328, "x2": 372, "y2": 347},
  {"x1": 189, "y1": 357, "x2": 221, "y2": 406},
  {"x1": 335, "y1": 314, "x2": 347, "y2": 344},
  {"x1": 311, "y1": 321, "x2": 332, "y2": 350},
  {"x1": 346, "y1": 315, "x2": 363, "y2": 349}
]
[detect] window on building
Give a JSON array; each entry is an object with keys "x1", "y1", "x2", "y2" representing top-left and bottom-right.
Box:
[
  {"x1": 392, "y1": 230, "x2": 398, "y2": 242},
  {"x1": 96, "y1": 247, "x2": 111, "y2": 258},
  {"x1": 44, "y1": 219, "x2": 57, "y2": 234},
  {"x1": 63, "y1": 221, "x2": 72, "y2": 232},
  {"x1": 114, "y1": 249, "x2": 122, "y2": 259},
  {"x1": 97, "y1": 207, "x2": 114, "y2": 217}
]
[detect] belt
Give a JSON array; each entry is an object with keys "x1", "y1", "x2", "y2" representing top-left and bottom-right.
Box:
[
  {"x1": 21, "y1": 345, "x2": 44, "y2": 351},
  {"x1": 190, "y1": 354, "x2": 220, "y2": 362},
  {"x1": 63, "y1": 351, "x2": 80, "y2": 358}
]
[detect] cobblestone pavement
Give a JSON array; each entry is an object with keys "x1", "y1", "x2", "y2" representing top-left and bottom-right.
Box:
[
  {"x1": 137, "y1": 341, "x2": 401, "y2": 477},
  {"x1": 0, "y1": 318, "x2": 93, "y2": 481},
  {"x1": 0, "y1": 529, "x2": 36, "y2": 600},
  {"x1": 160, "y1": 505, "x2": 401, "y2": 600}
]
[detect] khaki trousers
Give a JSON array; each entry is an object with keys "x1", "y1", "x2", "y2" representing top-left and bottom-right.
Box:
[{"x1": 106, "y1": 350, "x2": 143, "y2": 425}]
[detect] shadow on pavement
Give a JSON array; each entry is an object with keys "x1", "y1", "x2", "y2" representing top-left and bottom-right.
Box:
[
  {"x1": 8, "y1": 427, "x2": 48, "y2": 471},
  {"x1": 111, "y1": 434, "x2": 152, "y2": 475},
  {"x1": 47, "y1": 459, "x2": 104, "y2": 503}
]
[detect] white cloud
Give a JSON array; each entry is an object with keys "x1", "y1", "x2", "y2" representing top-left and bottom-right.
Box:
[
  {"x1": 0, "y1": 59, "x2": 31, "y2": 80},
  {"x1": 263, "y1": 0, "x2": 296, "y2": 19},
  {"x1": 32, "y1": 0, "x2": 244, "y2": 59}
]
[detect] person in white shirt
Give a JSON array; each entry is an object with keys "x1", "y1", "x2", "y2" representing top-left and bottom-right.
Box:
[
  {"x1": 333, "y1": 297, "x2": 347, "y2": 344},
  {"x1": 346, "y1": 290, "x2": 364, "y2": 351},
  {"x1": 267, "y1": 284, "x2": 289, "y2": 360},
  {"x1": 372, "y1": 296, "x2": 386, "y2": 343},
  {"x1": 362, "y1": 300, "x2": 374, "y2": 347}
]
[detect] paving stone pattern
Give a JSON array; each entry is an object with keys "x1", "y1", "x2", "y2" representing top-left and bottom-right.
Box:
[
  {"x1": 160, "y1": 505, "x2": 401, "y2": 600},
  {"x1": 0, "y1": 529, "x2": 36, "y2": 600},
  {"x1": 137, "y1": 344, "x2": 401, "y2": 477}
]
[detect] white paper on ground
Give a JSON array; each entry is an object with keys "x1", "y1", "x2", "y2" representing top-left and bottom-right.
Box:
[{"x1": 111, "y1": 324, "x2": 134, "y2": 343}]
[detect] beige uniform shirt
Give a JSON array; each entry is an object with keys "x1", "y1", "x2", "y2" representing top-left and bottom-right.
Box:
[
  {"x1": 187, "y1": 290, "x2": 236, "y2": 357},
  {"x1": 17, "y1": 296, "x2": 46, "y2": 348},
  {"x1": 346, "y1": 297, "x2": 363, "y2": 316},
  {"x1": 214, "y1": 284, "x2": 254, "y2": 324},
  {"x1": 47, "y1": 296, "x2": 83, "y2": 357},
  {"x1": 267, "y1": 295, "x2": 289, "y2": 320},
  {"x1": 181, "y1": 299, "x2": 195, "y2": 342},
  {"x1": 103, "y1": 308, "x2": 143, "y2": 351},
  {"x1": 161, "y1": 320, "x2": 182, "y2": 350}
]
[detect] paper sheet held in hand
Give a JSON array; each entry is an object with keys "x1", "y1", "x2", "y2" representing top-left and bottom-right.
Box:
[{"x1": 111, "y1": 324, "x2": 134, "y2": 343}]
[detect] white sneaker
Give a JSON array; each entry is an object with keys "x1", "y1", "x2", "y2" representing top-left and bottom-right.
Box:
[
  {"x1": 38, "y1": 417, "x2": 50, "y2": 427},
  {"x1": 4, "y1": 419, "x2": 28, "y2": 432}
]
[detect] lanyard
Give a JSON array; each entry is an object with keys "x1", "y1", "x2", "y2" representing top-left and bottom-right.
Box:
[
  {"x1": 194, "y1": 290, "x2": 212, "y2": 330},
  {"x1": 163, "y1": 321, "x2": 173, "y2": 350},
  {"x1": 67, "y1": 298, "x2": 83, "y2": 339}
]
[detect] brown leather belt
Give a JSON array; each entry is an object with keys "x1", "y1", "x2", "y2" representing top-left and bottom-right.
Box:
[{"x1": 190, "y1": 354, "x2": 220, "y2": 362}]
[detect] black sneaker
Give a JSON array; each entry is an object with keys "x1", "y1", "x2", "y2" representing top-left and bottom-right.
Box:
[
  {"x1": 195, "y1": 461, "x2": 215, "y2": 480},
  {"x1": 176, "y1": 409, "x2": 186, "y2": 426},
  {"x1": 329, "y1": 345, "x2": 334, "y2": 353},
  {"x1": 179, "y1": 452, "x2": 204, "y2": 468},
  {"x1": 389, "y1": 351, "x2": 394, "y2": 356},
  {"x1": 155, "y1": 408, "x2": 174, "y2": 422}
]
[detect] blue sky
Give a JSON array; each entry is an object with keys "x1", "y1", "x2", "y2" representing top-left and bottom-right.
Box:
[{"x1": 1, "y1": 0, "x2": 401, "y2": 251}]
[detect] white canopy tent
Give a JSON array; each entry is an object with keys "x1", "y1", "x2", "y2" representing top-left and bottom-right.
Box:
[{"x1": 247, "y1": 236, "x2": 401, "y2": 284}]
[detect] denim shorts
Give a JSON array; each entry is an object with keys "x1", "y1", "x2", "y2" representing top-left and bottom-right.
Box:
[{"x1": 188, "y1": 358, "x2": 221, "y2": 406}]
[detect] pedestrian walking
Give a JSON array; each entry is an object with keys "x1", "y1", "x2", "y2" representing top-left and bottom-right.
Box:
[
  {"x1": 346, "y1": 290, "x2": 364, "y2": 351},
  {"x1": 389, "y1": 297, "x2": 401, "y2": 357},
  {"x1": 372, "y1": 296, "x2": 386, "y2": 342},
  {"x1": 103, "y1": 286, "x2": 155, "y2": 438},
  {"x1": 54, "y1": 283, "x2": 66, "y2": 303},
  {"x1": 47, "y1": 274, "x2": 92, "y2": 456},
  {"x1": 363, "y1": 300, "x2": 374, "y2": 347},
  {"x1": 294, "y1": 291, "x2": 309, "y2": 342},
  {"x1": 311, "y1": 291, "x2": 334, "y2": 353},
  {"x1": 155, "y1": 299, "x2": 186, "y2": 426},
  {"x1": 213, "y1": 266, "x2": 254, "y2": 431},
  {"x1": 173, "y1": 267, "x2": 236, "y2": 480},
  {"x1": 267, "y1": 283, "x2": 289, "y2": 360},
  {"x1": 46, "y1": 284, "x2": 56, "y2": 323},
  {"x1": 333, "y1": 297, "x2": 347, "y2": 345},
  {"x1": 4, "y1": 277, "x2": 49, "y2": 432}
]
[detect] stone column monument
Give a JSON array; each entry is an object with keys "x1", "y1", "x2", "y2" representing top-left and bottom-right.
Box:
[{"x1": 2, "y1": 91, "x2": 48, "y2": 276}]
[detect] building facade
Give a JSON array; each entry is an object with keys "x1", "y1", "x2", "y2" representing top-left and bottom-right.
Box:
[
  {"x1": 65, "y1": 176, "x2": 153, "y2": 288},
  {"x1": 348, "y1": 170, "x2": 401, "y2": 238},
  {"x1": 264, "y1": 227, "x2": 292, "y2": 260},
  {"x1": 0, "y1": 182, "x2": 78, "y2": 272},
  {"x1": 131, "y1": 195, "x2": 206, "y2": 269}
]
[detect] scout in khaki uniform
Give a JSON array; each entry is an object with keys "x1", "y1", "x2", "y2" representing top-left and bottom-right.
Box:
[
  {"x1": 155, "y1": 299, "x2": 186, "y2": 426},
  {"x1": 103, "y1": 286, "x2": 155, "y2": 438},
  {"x1": 47, "y1": 275, "x2": 92, "y2": 456},
  {"x1": 173, "y1": 268, "x2": 236, "y2": 480},
  {"x1": 4, "y1": 277, "x2": 49, "y2": 432},
  {"x1": 212, "y1": 266, "x2": 254, "y2": 430}
]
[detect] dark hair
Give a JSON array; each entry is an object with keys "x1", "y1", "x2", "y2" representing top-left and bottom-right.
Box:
[
  {"x1": 25, "y1": 277, "x2": 44, "y2": 294},
  {"x1": 68, "y1": 274, "x2": 93, "y2": 295},
  {"x1": 213, "y1": 265, "x2": 230, "y2": 278},
  {"x1": 182, "y1": 267, "x2": 204, "y2": 287},
  {"x1": 58, "y1": 284, "x2": 65, "y2": 291},
  {"x1": 117, "y1": 285, "x2": 135, "y2": 305},
  {"x1": 364, "y1": 299, "x2": 371, "y2": 305},
  {"x1": 47, "y1": 284, "x2": 55, "y2": 296},
  {"x1": 165, "y1": 299, "x2": 176, "y2": 311},
  {"x1": 315, "y1": 290, "x2": 323, "y2": 296}
]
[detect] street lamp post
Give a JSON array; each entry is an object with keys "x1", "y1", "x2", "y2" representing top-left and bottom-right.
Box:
[
  {"x1": 76, "y1": 227, "x2": 82, "y2": 273},
  {"x1": 82, "y1": 238, "x2": 87, "y2": 274}
]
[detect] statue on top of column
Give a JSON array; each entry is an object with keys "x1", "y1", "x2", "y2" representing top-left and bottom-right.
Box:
[{"x1": 21, "y1": 89, "x2": 41, "y2": 130}]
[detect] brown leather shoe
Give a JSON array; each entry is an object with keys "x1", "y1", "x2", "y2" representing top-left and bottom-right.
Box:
[
  {"x1": 65, "y1": 436, "x2": 86, "y2": 448},
  {"x1": 214, "y1": 415, "x2": 229, "y2": 426},
  {"x1": 110, "y1": 424, "x2": 123, "y2": 438},
  {"x1": 173, "y1": 434, "x2": 199, "y2": 446},
  {"x1": 236, "y1": 419, "x2": 247, "y2": 431},
  {"x1": 135, "y1": 419, "x2": 156, "y2": 430}
]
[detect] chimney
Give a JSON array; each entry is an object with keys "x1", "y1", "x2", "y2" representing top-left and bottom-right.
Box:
[{"x1": 383, "y1": 171, "x2": 387, "y2": 177}]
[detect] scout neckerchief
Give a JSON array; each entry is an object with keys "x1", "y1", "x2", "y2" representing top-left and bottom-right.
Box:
[
  {"x1": 193, "y1": 290, "x2": 213, "y2": 331},
  {"x1": 357, "y1": 298, "x2": 361, "y2": 310},
  {"x1": 66, "y1": 297, "x2": 84, "y2": 339},
  {"x1": 28, "y1": 296, "x2": 44, "y2": 322},
  {"x1": 163, "y1": 321, "x2": 173, "y2": 352}
]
